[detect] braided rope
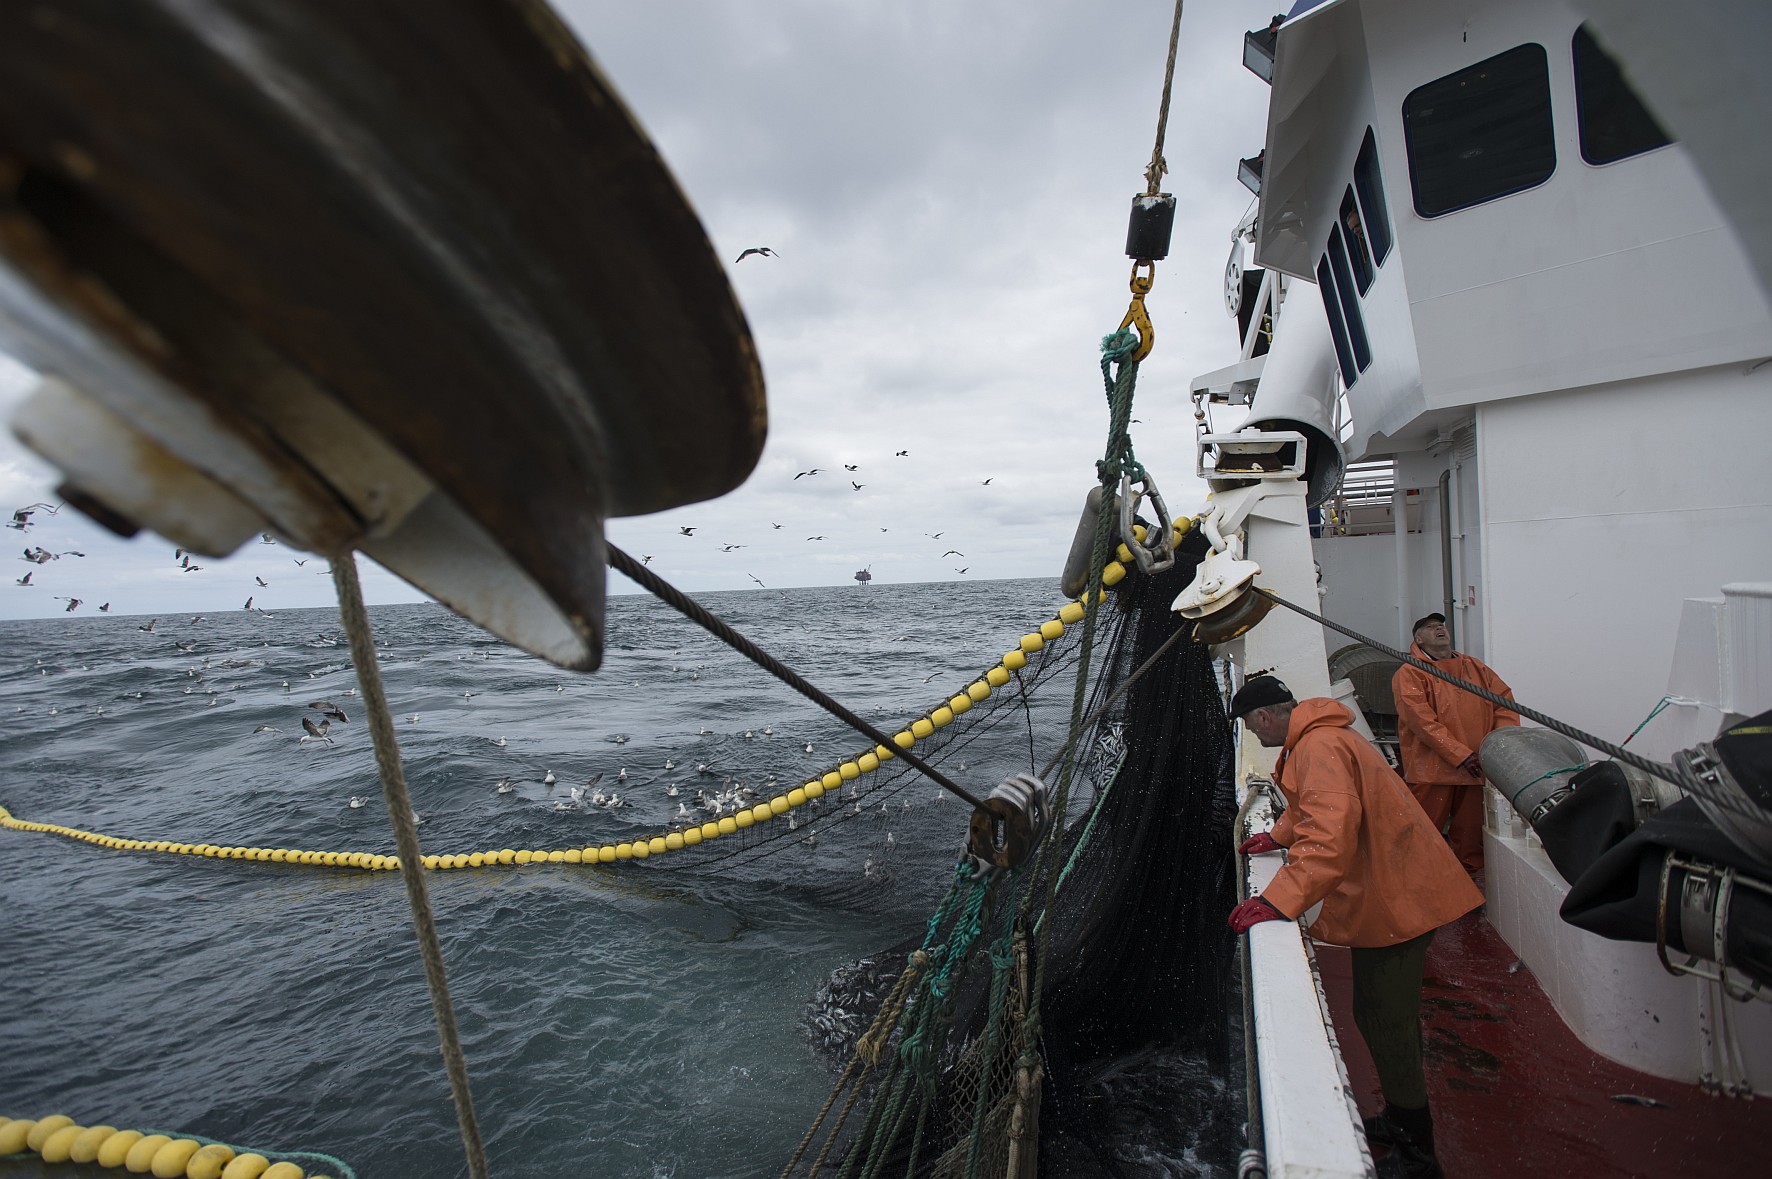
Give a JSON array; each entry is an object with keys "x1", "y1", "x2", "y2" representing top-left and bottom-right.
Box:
[{"x1": 331, "y1": 555, "x2": 488, "y2": 1179}]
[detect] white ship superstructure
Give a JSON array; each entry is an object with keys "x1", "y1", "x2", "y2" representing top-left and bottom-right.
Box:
[{"x1": 1194, "y1": 0, "x2": 1772, "y2": 1172}]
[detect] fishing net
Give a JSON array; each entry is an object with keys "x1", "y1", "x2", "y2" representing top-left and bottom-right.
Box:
[{"x1": 778, "y1": 529, "x2": 1244, "y2": 1177}]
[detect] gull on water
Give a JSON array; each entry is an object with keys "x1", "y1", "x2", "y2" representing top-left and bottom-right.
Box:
[
  {"x1": 495, "y1": 778, "x2": 515, "y2": 795},
  {"x1": 348, "y1": 796, "x2": 369, "y2": 809},
  {"x1": 493, "y1": 736, "x2": 506, "y2": 748},
  {"x1": 543, "y1": 770, "x2": 556, "y2": 786}
]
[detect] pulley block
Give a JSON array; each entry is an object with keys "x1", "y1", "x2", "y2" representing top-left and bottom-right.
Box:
[{"x1": 966, "y1": 773, "x2": 1052, "y2": 876}]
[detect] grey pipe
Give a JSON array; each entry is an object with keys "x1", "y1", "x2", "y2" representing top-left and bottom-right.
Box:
[{"x1": 1439, "y1": 468, "x2": 1455, "y2": 647}]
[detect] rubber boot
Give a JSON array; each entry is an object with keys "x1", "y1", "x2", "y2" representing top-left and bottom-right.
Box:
[
  {"x1": 1374, "y1": 1103, "x2": 1443, "y2": 1179},
  {"x1": 1362, "y1": 1107, "x2": 1398, "y2": 1147}
]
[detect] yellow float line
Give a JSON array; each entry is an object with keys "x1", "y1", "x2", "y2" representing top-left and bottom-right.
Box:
[
  {"x1": 0, "y1": 520, "x2": 1191, "y2": 873},
  {"x1": 0, "y1": 1114, "x2": 337, "y2": 1178}
]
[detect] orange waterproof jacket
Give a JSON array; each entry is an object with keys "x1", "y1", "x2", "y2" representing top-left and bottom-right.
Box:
[
  {"x1": 1263, "y1": 699, "x2": 1484, "y2": 947},
  {"x1": 1392, "y1": 644, "x2": 1520, "y2": 785}
]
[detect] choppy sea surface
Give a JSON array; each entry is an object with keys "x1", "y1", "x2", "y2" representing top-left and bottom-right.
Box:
[{"x1": 1, "y1": 577, "x2": 1226, "y2": 1178}]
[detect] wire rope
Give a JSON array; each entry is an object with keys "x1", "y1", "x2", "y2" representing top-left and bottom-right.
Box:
[{"x1": 1248, "y1": 586, "x2": 1689, "y2": 789}]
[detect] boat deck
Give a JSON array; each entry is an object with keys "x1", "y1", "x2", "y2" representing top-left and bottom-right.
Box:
[{"x1": 1316, "y1": 908, "x2": 1764, "y2": 1178}]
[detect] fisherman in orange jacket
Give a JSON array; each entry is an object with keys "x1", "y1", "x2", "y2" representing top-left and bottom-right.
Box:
[
  {"x1": 1392, "y1": 613, "x2": 1520, "y2": 874},
  {"x1": 1226, "y1": 675, "x2": 1483, "y2": 1179}
]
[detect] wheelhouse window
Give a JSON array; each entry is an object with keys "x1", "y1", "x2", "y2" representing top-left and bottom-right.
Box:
[
  {"x1": 1573, "y1": 24, "x2": 1672, "y2": 165},
  {"x1": 1352, "y1": 127, "x2": 1392, "y2": 265},
  {"x1": 1403, "y1": 43, "x2": 1556, "y2": 217},
  {"x1": 1317, "y1": 257, "x2": 1357, "y2": 387},
  {"x1": 1340, "y1": 186, "x2": 1375, "y2": 294},
  {"x1": 1325, "y1": 227, "x2": 1372, "y2": 373}
]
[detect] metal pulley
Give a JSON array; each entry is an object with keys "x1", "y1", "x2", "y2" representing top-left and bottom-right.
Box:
[
  {"x1": 1172, "y1": 545, "x2": 1269, "y2": 644},
  {"x1": 966, "y1": 773, "x2": 1052, "y2": 878}
]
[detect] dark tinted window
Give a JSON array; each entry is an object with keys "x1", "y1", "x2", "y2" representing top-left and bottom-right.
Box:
[
  {"x1": 1573, "y1": 24, "x2": 1672, "y2": 165},
  {"x1": 1317, "y1": 256, "x2": 1358, "y2": 388},
  {"x1": 1340, "y1": 187, "x2": 1375, "y2": 294},
  {"x1": 1325, "y1": 227, "x2": 1372, "y2": 373},
  {"x1": 1403, "y1": 43, "x2": 1556, "y2": 217},
  {"x1": 1353, "y1": 128, "x2": 1392, "y2": 264}
]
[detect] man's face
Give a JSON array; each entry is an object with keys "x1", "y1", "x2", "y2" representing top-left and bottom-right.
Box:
[
  {"x1": 1415, "y1": 620, "x2": 1452, "y2": 657},
  {"x1": 1244, "y1": 706, "x2": 1289, "y2": 748}
]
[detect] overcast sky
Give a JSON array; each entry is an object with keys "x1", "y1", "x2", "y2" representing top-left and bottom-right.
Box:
[{"x1": 0, "y1": 0, "x2": 1275, "y2": 621}]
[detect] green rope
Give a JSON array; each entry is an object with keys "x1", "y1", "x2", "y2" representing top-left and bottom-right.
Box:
[
  {"x1": 1506, "y1": 764, "x2": 1588, "y2": 808},
  {"x1": 1622, "y1": 695, "x2": 1676, "y2": 746},
  {"x1": 1054, "y1": 751, "x2": 1128, "y2": 896}
]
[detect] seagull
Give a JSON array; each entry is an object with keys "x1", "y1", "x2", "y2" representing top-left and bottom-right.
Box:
[
  {"x1": 99, "y1": 603, "x2": 110, "y2": 612},
  {"x1": 734, "y1": 247, "x2": 778, "y2": 261},
  {"x1": 794, "y1": 469, "x2": 821, "y2": 480},
  {"x1": 771, "y1": 522, "x2": 782, "y2": 529},
  {"x1": 721, "y1": 543, "x2": 746, "y2": 552},
  {"x1": 293, "y1": 558, "x2": 309, "y2": 566},
  {"x1": 748, "y1": 574, "x2": 765, "y2": 588},
  {"x1": 895, "y1": 450, "x2": 909, "y2": 456},
  {"x1": 543, "y1": 769, "x2": 556, "y2": 785},
  {"x1": 851, "y1": 482, "x2": 865, "y2": 491},
  {"x1": 679, "y1": 526, "x2": 696, "y2": 536},
  {"x1": 407, "y1": 714, "x2": 420, "y2": 724},
  {"x1": 255, "y1": 576, "x2": 268, "y2": 586},
  {"x1": 664, "y1": 783, "x2": 679, "y2": 797},
  {"x1": 348, "y1": 796, "x2": 370, "y2": 809},
  {"x1": 844, "y1": 464, "x2": 858, "y2": 471},
  {"x1": 584, "y1": 773, "x2": 604, "y2": 789},
  {"x1": 804, "y1": 741, "x2": 814, "y2": 753},
  {"x1": 807, "y1": 535, "x2": 825, "y2": 541},
  {"x1": 15, "y1": 571, "x2": 30, "y2": 586},
  {"x1": 139, "y1": 619, "x2": 156, "y2": 632},
  {"x1": 640, "y1": 554, "x2": 654, "y2": 565},
  {"x1": 616, "y1": 767, "x2": 628, "y2": 782},
  {"x1": 662, "y1": 759, "x2": 674, "y2": 770},
  {"x1": 494, "y1": 778, "x2": 515, "y2": 795},
  {"x1": 926, "y1": 532, "x2": 944, "y2": 539},
  {"x1": 955, "y1": 567, "x2": 969, "y2": 575},
  {"x1": 942, "y1": 550, "x2": 964, "y2": 557},
  {"x1": 253, "y1": 724, "x2": 280, "y2": 733},
  {"x1": 56, "y1": 596, "x2": 82, "y2": 612},
  {"x1": 260, "y1": 533, "x2": 276, "y2": 544},
  {"x1": 184, "y1": 564, "x2": 202, "y2": 573},
  {"x1": 243, "y1": 597, "x2": 254, "y2": 610},
  {"x1": 981, "y1": 478, "x2": 993, "y2": 485},
  {"x1": 494, "y1": 735, "x2": 506, "y2": 747},
  {"x1": 300, "y1": 716, "x2": 332, "y2": 743}
]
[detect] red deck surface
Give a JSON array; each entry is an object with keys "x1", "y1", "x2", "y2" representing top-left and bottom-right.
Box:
[{"x1": 1315, "y1": 908, "x2": 1765, "y2": 1178}]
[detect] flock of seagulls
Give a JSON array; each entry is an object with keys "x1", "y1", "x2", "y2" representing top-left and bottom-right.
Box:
[
  {"x1": 653, "y1": 450, "x2": 998, "y2": 584},
  {"x1": 12, "y1": 509, "x2": 310, "y2": 616}
]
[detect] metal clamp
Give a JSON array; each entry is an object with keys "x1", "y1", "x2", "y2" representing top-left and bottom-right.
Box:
[
  {"x1": 966, "y1": 773, "x2": 1052, "y2": 879},
  {"x1": 1118, "y1": 472, "x2": 1175, "y2": 576},
  {"x1": 1654, "y1": 851, "x2": 1770, "y2": 1003}
]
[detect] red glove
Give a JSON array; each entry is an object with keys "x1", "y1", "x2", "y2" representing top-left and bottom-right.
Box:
[
  {"x1": 1228, "y1": 896, "x2": 1287, "y2": 934},
  {"x1": 1238, "y1": 831, "x2": 1282, "y2": 856},
  {"x1": 1461, "y1": 753, "x2": 1483, "y2": 778}
]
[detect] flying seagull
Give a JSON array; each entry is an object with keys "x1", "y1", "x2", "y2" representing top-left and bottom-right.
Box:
[
  {"x1": 955, "y1": 567, "x2": 969, "y2": 574},
  {"x1": 15, "y1": 571, "x2": 30, "y2": 586},
  {"x1": 981, "y1": 477, "x2": 993, "y2": 486},
  {"x1": 794, "y1": 469, "x2": 821, "y2": 479},
  {"x1": 679, "y1": 526, "x2": 696, "y2": 536},
  {"x1": 844, "y1": 464, "x2": 858, "y2": 471},
  {"x1": 721, "y1": 543, "x2": 746, "y2": 551},
  {"x1": 771, "y1": 522, "x2": 783, "y2": 529},
  {"x1": 57, "y1": 596, "x2": 82, "y2": 612},
  {"x1": 243, "y1": 597, "x2": 253, "y2": 610},
  {"x1": 99, "y1": 603, "x2": 110, "y2": 612},
  {"x1": 139, "y1": 619, "x2": 156, "y2": 632},
  {"x1": 300, "y1": 716, "x2": 332, "y2": 743},
  {"x1": 640, "y1": 554, "x2": 654, "y2": 565},
  {"x1": 895, "y1": 450, "x2": 909, "y2": 456},
  {"x1": 734, "y1": 247, "x2": 778, "y2": 261},
  {"x1": 749, "y1": 574, "x2": 765, "y2": 588},
  {"x1": 851, "y1": 482, "x2": 865, "y2": 491},
  {"x1": 807, "y1": 535, "x2": 826, "y2": 541},
  {"x1": 942, "y1": 550, "x2": 964, "y2": 558},
  {"x1": 255, "y1": 576, "x2": 268, "y2": 587}
]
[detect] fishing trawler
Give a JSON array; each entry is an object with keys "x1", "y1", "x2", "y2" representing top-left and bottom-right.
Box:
[
  {"x1": 1182, "y1": 0, "x2": 1771, "y2": 1173},
  {"x1": 3, "y1": 1, "x2": 1769, "y2": 1177}
]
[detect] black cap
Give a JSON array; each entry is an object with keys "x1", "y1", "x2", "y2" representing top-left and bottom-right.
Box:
[
  {"x1": 1411, "y1": 612, "x2": 1447, "y2": 635},
  {"x1": 1229, "y1": 675, "x2": 1294, "y2": 720}
]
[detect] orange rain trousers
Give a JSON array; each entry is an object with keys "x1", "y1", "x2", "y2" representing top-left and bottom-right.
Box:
[{"x1": 1263, "y1": 699, "x2": 1483, "y2": 948}]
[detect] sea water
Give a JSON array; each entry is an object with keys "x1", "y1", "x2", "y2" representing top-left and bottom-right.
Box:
[{"x1": 0, "y1": 578, "x2": 1225, "y2": 1177}]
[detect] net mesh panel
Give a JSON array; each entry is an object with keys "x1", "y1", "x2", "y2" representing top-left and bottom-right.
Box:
[{"x1": 786, "y1": 532, "x2": 1241, "y2": 1176}]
